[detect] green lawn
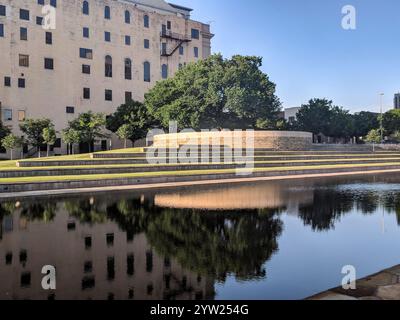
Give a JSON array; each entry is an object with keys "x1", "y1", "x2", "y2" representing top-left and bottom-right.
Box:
[{"x1": 1, "y1": 162, "x2": 400, "y2": 184}]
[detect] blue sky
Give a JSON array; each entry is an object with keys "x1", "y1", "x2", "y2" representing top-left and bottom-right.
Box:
[{"x1": 176, "y1": 0, "x2": 400, "y2": 113}]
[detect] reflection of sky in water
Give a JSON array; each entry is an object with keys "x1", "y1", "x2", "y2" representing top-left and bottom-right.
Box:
[{"x1": 216, "y1": 178, "x2": 400, "y2": 300}]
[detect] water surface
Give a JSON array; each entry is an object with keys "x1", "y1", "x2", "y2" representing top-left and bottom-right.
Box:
[{"x1": 1, "y1": 173, "x2": 400, "y2": 300}]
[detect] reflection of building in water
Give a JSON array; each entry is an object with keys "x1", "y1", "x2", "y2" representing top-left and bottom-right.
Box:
[
  {"x1": 154, "y1": 182, "x2": 314, "y2": 213},
  {"x1": 0, "y1": 205, "x2": 214, "y2": 300}
]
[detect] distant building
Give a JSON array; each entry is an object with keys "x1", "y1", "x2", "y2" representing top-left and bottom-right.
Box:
[
  {"x1": 394, "y1": 93, "x2": 400, "y2": 109},
  {"x1": 284, "y1": 107, "x2": 300, "y2": 124}
]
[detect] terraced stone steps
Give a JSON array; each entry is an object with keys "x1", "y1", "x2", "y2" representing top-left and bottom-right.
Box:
[
  {"x1": 17, "y1": 154, "x2": 400, "y2": 167},
  {"x1": 3, "y1": 157, "x2": 400, "y2": 178}
]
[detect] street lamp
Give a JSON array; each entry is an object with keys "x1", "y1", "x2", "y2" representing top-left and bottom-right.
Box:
[{"x1": 380, "y1": 93, "x2": 384, "y2": 143}]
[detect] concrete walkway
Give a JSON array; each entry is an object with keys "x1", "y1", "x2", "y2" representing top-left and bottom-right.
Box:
[
  {"x1": 309, "y1": 265, "x2": 400, "y2": 300},
  {"x1": 2, "y1": 168, "x2": 400, "y2": 200}
]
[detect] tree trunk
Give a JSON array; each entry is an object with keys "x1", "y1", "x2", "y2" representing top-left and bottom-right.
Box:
[
  {"x1": 72, "y1": 144, "x2": 74, "y2": 155},
  {"x1": 38, "y1": 146, "x2": 41, "y2": 158},
  {"x1": 124, "y1": 139, "x2": 127, "y2": 149},
  {"x1": 10, "y1": 149, "x2": 13, "y2": 161},
  {"x1": 47, "y1": 144, "x2": 50, "y2": 157}
]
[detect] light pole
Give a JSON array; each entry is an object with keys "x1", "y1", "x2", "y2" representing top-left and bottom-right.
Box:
[{"x1": 380, "y1": 93, "x2": 384, "y2": 143}]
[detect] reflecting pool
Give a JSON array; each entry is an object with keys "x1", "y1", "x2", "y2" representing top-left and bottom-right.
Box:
[{"x1": 2, "y1": 173, "x2": 400, "y2": 300}]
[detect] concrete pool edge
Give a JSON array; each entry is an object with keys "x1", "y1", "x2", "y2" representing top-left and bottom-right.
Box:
[{"x1": 2, "y1": 168, "x2": 400, "y2": 200}]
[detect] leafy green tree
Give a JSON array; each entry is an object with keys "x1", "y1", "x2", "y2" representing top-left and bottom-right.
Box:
[
  {"x1": 383, "y1": 109, "x2": 400, "y2": 135},
  {"x1": 352, "y1": 112, "x2": 379, "y2": 139},
  {"x1": 145, "y1": 54, "x2": 281, "y2": 130},
  {"x1": 327, "y1": 106, "x2": 354, "y2": 140},
  {"x1": 0, "y1": 121, "x2": 10, "y2": 145},
  {"x1": 296, "y1": 99, "x2": 334, "y2": 136},
  {"x1": 365, "y1": 129, "x2": 382, "y2": 144},
  {"x1": 61, "y1": 128, "x2": 81, "y2": 155},
  {"x1": 1, "y1": 134, "x2": 23, "y2": 160},
  {"x1": 66, "y1": 112, "x2": 107, "y2": 153},
  {"x1": 116, "y1": 124, "x2": 134, "y2": 148},
  {"x1": 42, "y1": 125, "x2": 57, "y2": 157},
  {"x1": 106, "y1": 101, "x2": 155, "y2": 144},
  {"x1": 19, "y1": 118, "x2": 52, "y2": 158}
]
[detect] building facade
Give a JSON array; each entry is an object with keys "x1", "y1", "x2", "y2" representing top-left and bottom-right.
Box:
[
  {"x1": 394, "y1": 93, "x2": 400, "y2": 110},
  {"x1": 0, "y1": 0, "x2": 213, "y2": 157}
]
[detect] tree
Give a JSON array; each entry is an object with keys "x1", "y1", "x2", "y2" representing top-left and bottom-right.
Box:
[
  {"x1": 42, "y1": 125, "x2": 57, "y2": 157},
  {"x1": 327, "y1": 106, "x2": 354, "y2": 140},
  {"x1": 296, "y1": 99, "x2": 334, "y2": 136},
  {"x1": 352, "y1": 112, "x2": 379, "y2": 139},
  {"x1": 383, "y1": 109, "x2": 400, "y2": 135},
  {"x1": 365, "y1": 129, "x2": 382, "y2": 144},
  {"x1": 106, "y1": 101, "x2": 156, "y2": 144},
  {"x1": 19, "y1": 118, "x2": 52, "y2": 158},
  {"x1": 65, "y1": 112, "x2": 107, "y2": 153},
  {"x1": 61, "y1": 128, "x2": 81, "y2": 155},
  {"x1": 116, "y1": 124, "x2": 134, "y2": 149},
  {"x1": 145, "y1": 54, "x2": 281, "y2": 130},
  {"x1": 1, "y1": 134, "x2": 23, "y2": 160}
]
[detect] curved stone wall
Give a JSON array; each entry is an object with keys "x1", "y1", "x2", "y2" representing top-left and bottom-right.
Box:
[{"x1": 153, "y1": 131, "x2": 313, "y2": 151}]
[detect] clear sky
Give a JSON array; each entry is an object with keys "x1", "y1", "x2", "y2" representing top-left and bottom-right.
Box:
[{"x1": 176, "y1": 0, "x2": 400, "y2": 113}]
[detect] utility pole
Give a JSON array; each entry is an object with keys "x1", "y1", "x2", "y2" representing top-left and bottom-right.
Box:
[{"x1": 380, "y1": 93, "x2": 384, "y2": 143}]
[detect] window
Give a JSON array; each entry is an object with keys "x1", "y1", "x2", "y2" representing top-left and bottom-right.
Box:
[
  {"x1": 125, "y1": 58, "x2": 132, "y2": 80},
  {"x1": 104, "y1": 31, "x2": 111, "y2": 42},
  {"x1": 82, "y1": 64, "x2": 90, "y2": 74},
  {"x1": 83, "y1": 88, "x2": 90, "y2": 99},
  {"x1": 4, "y1": 76, "x2": 11, "y2": 87},
  {"x1": 194, "y1": 47, "x2": 199, "y2": 58},
  {"x1": 105, "y1": 89, "x2": 112, "y2": 101},
  {"x1": 20, "y1": 27, "x2": 28, "y2": 41},
  {"x1": 36, "y1": 16, "x2": 43, "y2": 26},
  {"x1": 105, "y1": 6, "x2": 110, "y2": 19},
  {"x1": 161, "y1": 64, "x2": 168, "y2": 79},
  {"x1": 105, "y1": 55, "x2": 112, "y2": 77},
  {"x1": 125, "y1": 92, "x2": 132, "y2": 103},
  {"x1": 167, "y1": 21, "x2": 171, "y2": 30},
  {"x1": 0, "y1": 5, "x2": 6, "y2": 16},
  {"x1": 66, "y1": 106, "x2": 74, "y2": 114},
  {"x1": 191, "y1": 28, "x2": 200, "y2": 39},
  {"x1": 143, "y1": 61, "x2": 150, "y2": 82},
  {"x1": 44, "y1": 58, "x2": 54, "y2": 70},
  {"x1": 161, "y1": 43, "x2": 167, "y2": 55},
  {"x1": 144, "y1": 15, "x2": 149, "y2": 28},
  {"x1": 83, "y1": 1, "x2": 89, "y2": 15},
  {"x1": 20, "y1": 9, "x2": 30, "y2": 21},
  {"x1": 38, "y1": 0, "x2": 45, "y2": 5},
  {"x1": 19, "y1": 54, "x2": 29, "y2": 67},
  {"x1": 18, "y1": 78, "x2": 25, "y2": 88},
  {"x1": 146, "y1": 251, "x2": 153, "y2": 272},
  {"x1": 3, "y1": 109, "x2": 12, "y2": 121},
  {"x1": 18, "y1": 111, "x2": 26, "y2": 122},
  {"x1": 179, "y1": 46, "x2": 184, "y2": 55},
  {"x1": 125, "y1": 10, "x2": 130, "y2": 24},
  {"x1": 45, "y1": 32, "x2": 52, "y2": 44},
  {"x1": 125, "y1": 35, "x2": 131, "y2": 46},
  {"x1": 0, "y1": 24, "x2": 3, "y2": 37},
  {"x1": 50, "y1": 0, "x2": 57, "y2": 8},
  {"x1": 80, "y1": 48, "x2": 93, "y2": 59},
  {"x1": 144, "y1": 39, "x2": 149, "y2": 49},
  {"x1": 83, "y1": 27, "x2": 89, "y2": 38}
]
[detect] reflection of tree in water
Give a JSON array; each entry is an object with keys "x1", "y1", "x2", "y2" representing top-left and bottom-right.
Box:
[
  {"x1": 144, "y1": 208, "x2": 283, "y2": 282},
  {"x1": 65, "y1": 200, "x2": 108, "y2": 224},
  {"x1": 383, "y1": 192, "x2": 400, "y2": 225},
  {"x1": 20, "y1": 202, "x2": 57, "y2": 222},
  {"x1": 298, "y1": 189, "x2": 354, "y2": 231}
]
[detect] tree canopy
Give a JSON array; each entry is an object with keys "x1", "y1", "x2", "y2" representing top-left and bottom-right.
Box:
[{"x1": 145, "y1": 54, "x2": 281, "y2": 130}]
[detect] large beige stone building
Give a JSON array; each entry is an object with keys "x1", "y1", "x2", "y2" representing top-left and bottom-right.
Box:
[{"x1": 0, "y1": 0, "x2": 213, "y2": 157}]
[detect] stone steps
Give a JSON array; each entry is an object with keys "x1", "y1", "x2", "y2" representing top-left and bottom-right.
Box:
[
  {"x1": 17, "y1": 154, "x2": 400, "y2": 167},
  {"x1": 3, "y1": 164, "x2": 400, "y2": 194},
  {"x1": 3, "y1": 158, "x2": 400, "y2": 178}
]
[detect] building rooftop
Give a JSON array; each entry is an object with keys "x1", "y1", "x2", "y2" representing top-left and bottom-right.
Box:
[{"x1": 124, "y1": 0, "x2": 193, "y2": 17}]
